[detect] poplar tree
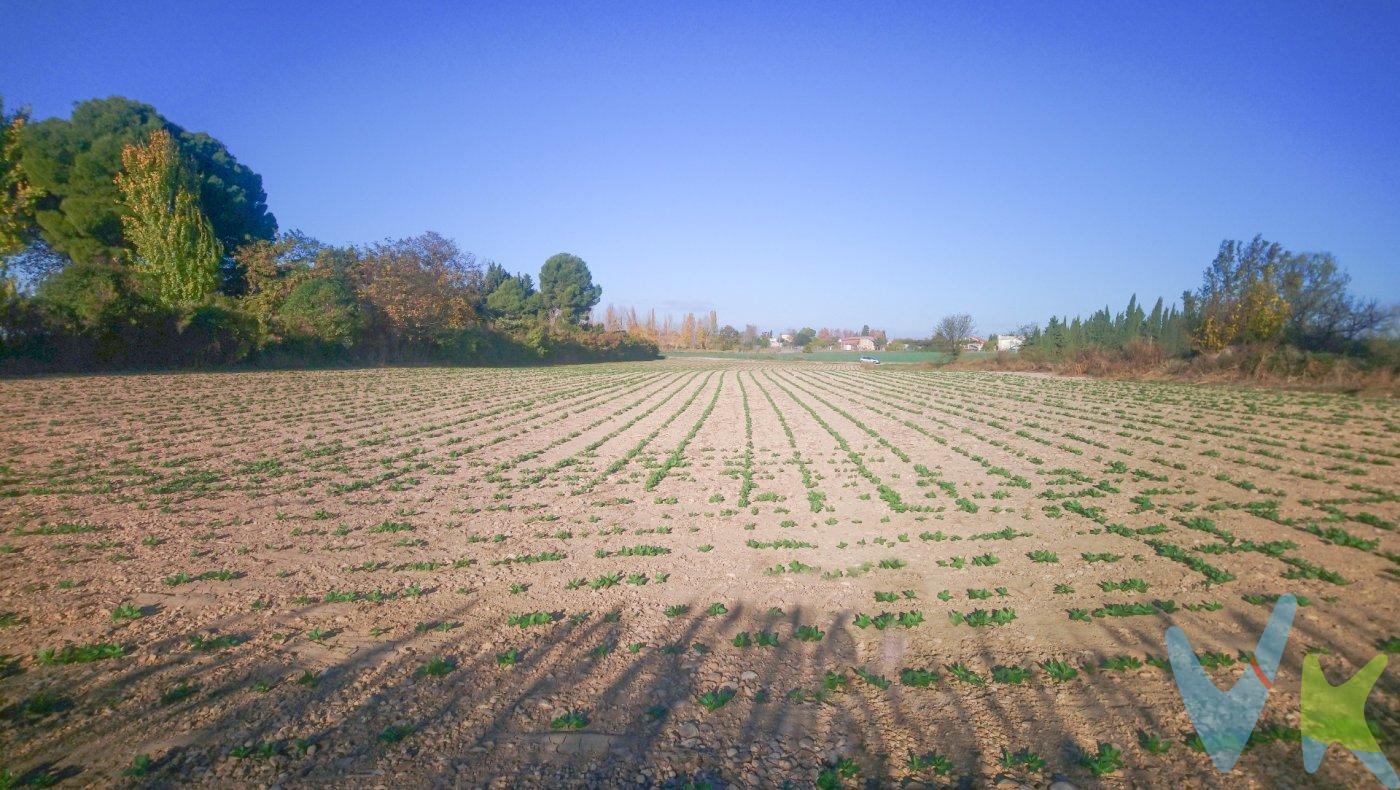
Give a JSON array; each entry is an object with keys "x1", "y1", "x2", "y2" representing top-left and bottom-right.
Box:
[
  {"x1": 115, "y1": 129, "x2": 222, "y2": 307},
  {"x1": 0, "y1": 98, "x2": 37, "y2": 261}
]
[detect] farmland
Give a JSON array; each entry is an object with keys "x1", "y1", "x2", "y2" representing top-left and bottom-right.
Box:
[
  {"x1": 662, "y1": 350, "x2": 979, "y2": 364},
  {"x1": 1, "y1": 359, "x2": 1396, "y2": 787}
]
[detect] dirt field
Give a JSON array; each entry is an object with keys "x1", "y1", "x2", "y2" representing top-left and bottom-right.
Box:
[{"x1": 1, "y1": 359, "x2": 1396, "y2": 788}]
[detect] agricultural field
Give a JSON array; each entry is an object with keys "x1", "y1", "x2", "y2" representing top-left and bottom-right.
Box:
[
  {"x1": 1, "y1": 359, "x2": 1396, "y2": 787},
  {"x1": 663, "y1": 349, "x2": 981, "y2": 364}
]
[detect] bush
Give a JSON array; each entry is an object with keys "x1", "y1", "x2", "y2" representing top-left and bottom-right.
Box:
[
  {"x1": 955, "y1": 338, "x2": 1396, "y2": 394},
  {"x1": 491, "y1": 327, "x2": 658, "y2": 365},
  {"x1": 2, "y1": 264, "x2": 264, "y2": 369},
  {"x1": 174, "y1": 301, "x2": 262, "y2": 365},
  {"x1": 22, "y1": 259, "x2": 175, "y2": 367},
  {"x1": 276, "y1": 276, "x2": 361, "y2": 347}
]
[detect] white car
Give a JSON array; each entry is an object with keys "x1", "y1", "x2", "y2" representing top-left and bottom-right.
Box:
[{"x1": 858, "y1": 356, "x2": 880, "y2": 364}]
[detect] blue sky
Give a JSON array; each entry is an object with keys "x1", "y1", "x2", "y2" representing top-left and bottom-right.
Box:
[{"x1": 4, "y1": 1, "x2": 1398, "y2": 336}]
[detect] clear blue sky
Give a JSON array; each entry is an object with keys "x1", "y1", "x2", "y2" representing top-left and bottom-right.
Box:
[{"x1": 4, "y1": 1, "x2": 1398, "y2": 336}]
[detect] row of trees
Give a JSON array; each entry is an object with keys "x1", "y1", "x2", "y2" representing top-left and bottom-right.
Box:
[
  {"x1": 1018, "y1": 236, "x2": 1392, "y2": 363},
  {"x1": 806, "y1": 326, "x2": 888, "y2": 349},
  {"x1": 597, "y1": 306, "x2": 771, "y2": 351},
  {"x1": 0, "y1": 97, "x2": 656, "y2": 369},
  {"x1": 598, "y1": 306, "x2": 899, "y2": 353},
  {"x1": 1019, "y1": 296, "x2": 1191, "y2": 360},
  {"x1": 589, "y1": 231, "x2": 1388, "y2": 362}
]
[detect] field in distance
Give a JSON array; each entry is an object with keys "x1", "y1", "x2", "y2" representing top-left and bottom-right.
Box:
[
  {"x1": 662, "y1": 349, "x2": 989, "y2": 364},
  {"x1": 1, "y1": 359, "x2": 1395, "y2": 787}
]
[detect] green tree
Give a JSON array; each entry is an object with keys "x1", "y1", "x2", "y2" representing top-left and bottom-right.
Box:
[
  {"x1": 1273, "y1": 250, "x2": 1390, "y2": 351},
  {"x1": 715, "y1": 324, "x2": 741, "y2": 350},
  {"x1": 115, "y1": 129, "x2": 222, "y2": 307},
  {"x1": 19, "y1": 97, "x2": 275, "y2": 265},
  {"x1": 35, "y1": 257, "x2": 150, "y2": 336},
  {"x1": 277, "y1": 275, "x2": 361, "y2": 347},
  {"x1": 538, "y1": 252, "x2": 601, "y2": 324},
  {"x1": 481, "y1": 261, "x2": 511, "y2": 296},
  {"x1": 485, "y1": 273, "x2": 537, "y2": 319}
]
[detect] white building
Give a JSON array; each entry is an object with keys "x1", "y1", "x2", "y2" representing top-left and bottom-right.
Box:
[
  {"x1": 996, "y1": 335, "x2": 1025, "y2": 352},
  {"x1": 838, "y1": 336, "x2": 877, "y2": 352}
]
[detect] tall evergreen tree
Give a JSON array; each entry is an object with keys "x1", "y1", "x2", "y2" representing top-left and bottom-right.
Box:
[
  {"x1": 538, "y1": 252, "x2": 601, "y2": 325},
  {"x1": 21, "y1": 97, "x2": 275, "y2": 265}
]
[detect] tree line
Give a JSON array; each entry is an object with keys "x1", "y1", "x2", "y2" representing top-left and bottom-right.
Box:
[
  {"x1": 597, "y1": 306, "x2": 761, "y2": 351},
  {"x1": 594, "y1": 309, "x2": 891, "y2": 353},
  {"x1": 1015, "y1": 236, "x2": 1393, "y2": 366},
  {"x1": 0, "y1": 96, "x2": 657, "y2": 370}
]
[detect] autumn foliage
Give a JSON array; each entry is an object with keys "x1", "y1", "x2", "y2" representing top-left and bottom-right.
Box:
[{"x1": 115, "y1": 130, "x2": 223, "y2": 307}]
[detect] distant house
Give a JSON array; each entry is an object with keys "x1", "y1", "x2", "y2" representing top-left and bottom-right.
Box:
[
  {"x1": 768, "y1": 337, "x2": 784, "y2": 348},
  {"x1": 838, "y1": 336, "x2": 878, "y2": 352},
  {"x1": 960, "y1": 335, "x2": 985, "y2": 353},
  {"x1": 996, "y1": 334, "x2": 1025, "y2": 352}
]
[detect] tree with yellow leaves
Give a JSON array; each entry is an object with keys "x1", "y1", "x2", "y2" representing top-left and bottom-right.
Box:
[
  {"x1": 1236, "y1": 274, "x2": 1291, "y2": 343},
  {"x1": 1, "y1": 98, "x2": 38, "y2": 271},
  {"x1": 1190, "y1": 238, "x2": 1293, "y2": 352},
  {"x1": 114, "y1": 129, "x2": 223, "y2": 307}
]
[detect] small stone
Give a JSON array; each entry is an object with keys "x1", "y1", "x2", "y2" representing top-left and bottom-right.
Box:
[
  {"x1": 677, "y1": 722, "x2": 700, "y2": 739},
  {"x1": 740, "y1": 671, "x2": 758, "y2": 681}
]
